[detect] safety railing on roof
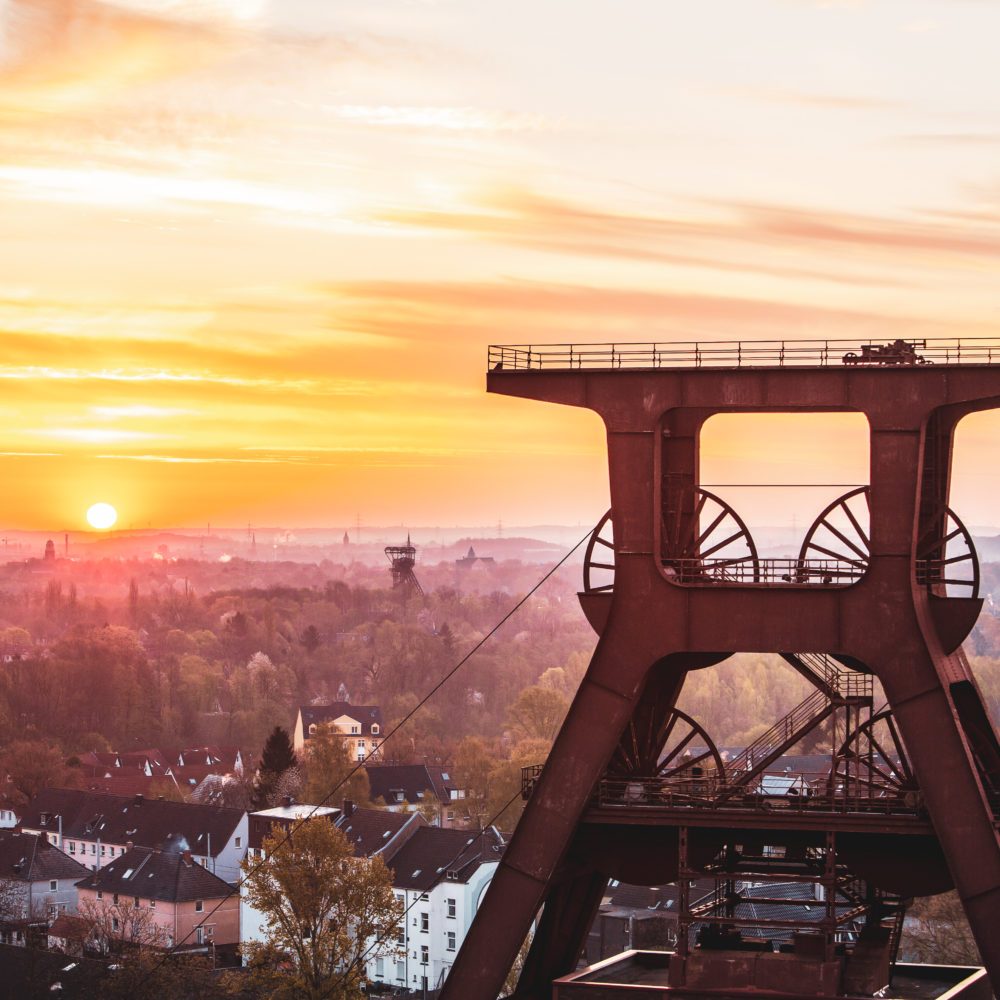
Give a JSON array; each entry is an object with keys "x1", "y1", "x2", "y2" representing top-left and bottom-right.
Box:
[
  {"x1": 591, "y1": 774, "x2": 924, "y2": 818},
  {"x1": 488, "y1": 338, "x2": 1000, "y2": 372}
]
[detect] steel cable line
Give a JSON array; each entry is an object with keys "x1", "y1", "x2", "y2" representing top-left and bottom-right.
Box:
[{"x1": 129, "y1": 527, "x2": 592, "y2": 989}]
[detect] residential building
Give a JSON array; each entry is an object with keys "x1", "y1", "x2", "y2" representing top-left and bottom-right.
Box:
[
  {"x1": 20, "y1": 788, "x2": 247, "y2": 882},
  {"x1": 368, "y1": 825, "x2": 504, "y2": 994},
  {"x1": 293, "y1": 702, "x2": 384, "y2": 760},
  {"x1": 366, "y1": 763, "x2": 469, "y2": 828},
  {"x1": 75, "y1": 846, "x2": 240, "y2": 957},
  {"x1": 240, "y1": 800, "x2": 342, "y2": 945},
  {"x1": 239, "y1": 802, "x2": 423, "y2": 957},
  {"x1": 0, "y1": 831, "x2": 89, "y2": 946}
]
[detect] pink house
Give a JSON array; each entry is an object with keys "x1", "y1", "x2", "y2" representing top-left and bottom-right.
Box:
[{"x1": 75, "y1": 846, "x2": 240, "y2": 962}]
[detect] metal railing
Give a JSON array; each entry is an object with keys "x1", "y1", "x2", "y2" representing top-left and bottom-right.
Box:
[
  {"x1": 664, "y1": 557, "x2": 863, "y2": 586},
  {"x1": 592, "y1": 774, "x2": 922, "y2": 818},
  {"x1": 488, "y1": 337, "x2": 1000, "y2": 372}
]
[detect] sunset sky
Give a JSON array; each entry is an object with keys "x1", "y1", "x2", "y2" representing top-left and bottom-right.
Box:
[{"x1": 3, "y1": 0, "x2": 1000, "y2": 532}]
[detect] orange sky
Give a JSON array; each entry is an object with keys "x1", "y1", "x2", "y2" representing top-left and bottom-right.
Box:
[{"x1": 2, "y1": 1, "x2": 1000, "y2": 532}]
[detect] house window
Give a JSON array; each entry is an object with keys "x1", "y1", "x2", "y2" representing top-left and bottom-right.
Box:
[
  {"x1": 420, "y1": 945, "x2": 429, "y2": 965},
  {"x1": 113, "y1": 894, "x2": 119, "y2": 905},
  {"x1": 90, "y1": 844, "x2": 96, "y2": 855},
  {"x1": 447, "y1": 898, "x2": 456, "y2": 919},
  {"x1": 395, "y1": 960, "x2": 404, "y2": 982},
  {"x1": 235, "y1": 837, "x2": 242, "y2": 849},
  {"x1": 112, "y1": 918, "x2": 119, "y2": 932},
  {"x1": 133, "y1": 897, "x2": 140, "y2": 907},
  {"x1": 68, "y1": 842, "x2": 76, "y2": 854},
  {"x1": 396, "y1": 925, "x2": 405, "y2": 945},
  {"x1": 195, "y1": 926, "x2": 204, "y2": 944},
  {"x1": 205, "y1": 925, "x2": 214, "y2": 937},
  {"x1": 308, "y1": 724, "x2": 317, "y2": 735},
  {"x1": 447, "y1": 931, "x2": 456, "y2": 951},
  {"x1": 375, "y1": 958, "x2": 384, "y2": 977},
  {"x1": 49, "y1": 880, "x2": 57, "y2": 891},
  {"x1": 195, "y1": 900, "x2": 204, "y2": 912},
  {"x1": 351, "y1": 725, "x2": 359, "y2": 734},
  {"x1": 420, "y1": 913, "x2": 429, "y2": 933},
  {"x1": 150, "y1": 900, "x2": 156, "y2": 909},
  {"x1": 96, "y1": 891, "x2": 103, "y2": 901},
  {"x1": 101, "y1": 846, "x2": 106, "y2": 856},
  {"x1": 371, "y1": 724, "x2": 379, "y2": 735}
]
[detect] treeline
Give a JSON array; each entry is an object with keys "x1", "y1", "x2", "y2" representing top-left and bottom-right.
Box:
[{"x1": 0, "y1": 559, "x2": 593, "y2": 759}]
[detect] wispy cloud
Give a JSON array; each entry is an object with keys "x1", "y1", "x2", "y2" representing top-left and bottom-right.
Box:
[
  {"x1": 379, "y1": 187, "x2": 1000, "y2": 283},
  {"x1": 715, "y1": 86, "x2": 902, "y2": 111},
  {"x1": 334, "y1": 105, "x2": 548, "y2": 132}
]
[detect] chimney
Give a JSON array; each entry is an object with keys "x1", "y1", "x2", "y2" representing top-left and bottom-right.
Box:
[
  {"x1": 133, "y1": 794, "x2": 144, "y2": 806},
  {"x1": 342, "y1": 798, "x2": 355, "y2": 818},
  {"x1": 181, "y1": 850, "x2": 192, "y2": 866},
  {"x1": 281, "y1": 795, "x2": 293, "y2": 809}
]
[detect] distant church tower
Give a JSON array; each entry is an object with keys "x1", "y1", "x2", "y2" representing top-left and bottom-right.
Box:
[
  {"x1": 343, "y1": 531, "x2": 350, "y2": 546},
  {"x1": 44, "y1": 539, "x2": 55, "y2": 561}
]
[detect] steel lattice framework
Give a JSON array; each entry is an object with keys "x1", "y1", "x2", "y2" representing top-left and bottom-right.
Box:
[{"x1": 441, "y1": 338, "x2": 1000, "y2": 1000}]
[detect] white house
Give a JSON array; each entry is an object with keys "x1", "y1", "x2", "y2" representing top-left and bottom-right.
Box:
[{"x1": 368, "y1": 825, "x2": 504, "y2": 993}]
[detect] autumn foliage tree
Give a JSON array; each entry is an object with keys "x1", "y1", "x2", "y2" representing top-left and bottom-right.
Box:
[
  {"x1": 300, "y1": 723, "x2": 370, "y2": 809},
  {"x1": 240, "y1": 819, "x2": 400, "y2": 1000}
]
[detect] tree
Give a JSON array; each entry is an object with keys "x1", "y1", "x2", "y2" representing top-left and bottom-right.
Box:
[
  {"x1": 74, "y1": 897, "x2": 219, "y2": 1000},
  {"x1": 253, "y1": 726, "x2": 297, "y2": 809},
  {"x1": 300, "y1": 625, "x2": 321, "y2": 653},
  {"x1": 0, "y1": 740, "x2": 82, "y2": 804},
  {"x1": 240, "y1": 818, "x2": 400, "y2": 1000},
  {"x1": 505, "y1": 685, "x2": 568, "y2": 743},
  {"x1": 902, "y1": 891, "x2": 981, "y2": 964},
  {"x1": 300, "y1": 724, "x2": 370, "y2": 809}
]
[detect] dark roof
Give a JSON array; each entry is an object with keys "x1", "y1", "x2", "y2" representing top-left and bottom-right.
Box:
[
  {"x1": 0, "y1": 831, "x2": 89, "y2": 883},
  {"x1": 75, "y1": 846, "x2": 234, "y2": 903},
  {"x1": 0, "y1": 942, "x2": 106, "y2": 997},
  {"x1": 366, "y1": 764, "x2": 455, "y2": 807},
  {"x1": 387, "y1": 826, "x2": 504, "y2": 892},
  {"x1": 335, "y1": 806, "x2": 419, "y2": 858},
  {"x1": 21, "y1": 788, "x2": 242, "y2": 856},
  {"x1": 300, "y1": 702, "x2": 383, "y2": 737},
  {"x1": 606, "y1": 882, "x2": 678, "y2": 911}
]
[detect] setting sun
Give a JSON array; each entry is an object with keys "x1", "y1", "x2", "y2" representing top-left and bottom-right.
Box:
[{"x1": 86, "y1": 502, "x2": 118, "y2": 530}]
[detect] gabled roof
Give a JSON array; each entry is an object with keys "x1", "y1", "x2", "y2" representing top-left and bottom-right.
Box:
[
  {"x1": 75, "y1": 846, "x2": 235, "y2": 902},
  {"x1": 366, "y1": 764, "x2": 455, "y2": 807},
  {"x1": 0, "y1": 831, "x2": 89, "y2": 883},
  {"x1": 299, "y1": 702, "x2": 383, "y2": 736},
  {"x1": 21, "y1": 788, "x2": 243, "y2": 856},
  {"x1": 335, "y1": 806, "x2": 422, "y2": 858},
  {"x1": 387, "y1": 826, "x2": 504, "y2": 892}
]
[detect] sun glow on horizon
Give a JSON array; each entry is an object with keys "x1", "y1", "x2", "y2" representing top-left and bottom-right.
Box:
[{"x1": 86, "y1": 502, "x2": 118, "y2": 530}]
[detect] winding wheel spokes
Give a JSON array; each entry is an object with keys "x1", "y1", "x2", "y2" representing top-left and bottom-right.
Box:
[
  {"x1": 797, "y1": 486, "x2": 870, "y2": 584},
  {"x1": 832, "y1": 709, "x2": 918, "y2": 806},
  {"x1": 915, "y1": 503, "x2": 980, "y2": 597},
  {"x1": 583, "y1": 509, "x2": 615, "y2": 595},
  {"x1": 799, "y1": 487, "x2": 979, "y2": 596},
  {"x1": 661, "y1": 487, "x2": 760, "y2": 584},
  {"x1": 610, "y1": 706, "x2": 725, "y2": 784}
]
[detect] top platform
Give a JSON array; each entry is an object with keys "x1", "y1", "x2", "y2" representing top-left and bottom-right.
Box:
[{"x1": 488, "y1": 338, "x2": 1000, "y2": 372}]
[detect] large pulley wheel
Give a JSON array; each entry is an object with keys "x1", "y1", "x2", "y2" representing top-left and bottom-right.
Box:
[
  {"x1": 610, "y1": 706, "x2": 726, "y2": 783},
  {"x1": 799, "y1": 487, "x2": 978, "y2": 596},
  {"x1": 832, "y1": 709, "x2": 918, "y2": 804},
  {"x1": 583, "y1": 509, "x2": 615, "y2": 595},
  {"x1": 661, "y1": 488, "x2": 760, "y2": 583}
]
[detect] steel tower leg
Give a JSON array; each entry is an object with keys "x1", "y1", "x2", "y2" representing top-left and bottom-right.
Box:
[{"x1": 440, "y1": 622, "x2": 685, "y2": 1000}]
